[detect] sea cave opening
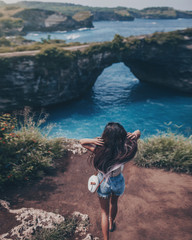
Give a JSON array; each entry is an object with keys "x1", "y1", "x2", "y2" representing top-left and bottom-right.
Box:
[{"x1": 92, "y1": 62, "x2": 139, "y2": 106}]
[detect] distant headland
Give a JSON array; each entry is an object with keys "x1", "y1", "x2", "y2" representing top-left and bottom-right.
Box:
[{"x1": 0, "y1": 0, "x2": 192, "y2": 36}]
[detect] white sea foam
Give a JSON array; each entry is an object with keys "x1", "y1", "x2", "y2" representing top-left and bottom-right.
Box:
[
  {"x1": 66, "y1": 34, "x2": 80, "y2": 40},
  {"x1": 56, "y1": 31, "x2": 67, "y2": 33},
  {"x1": 132, "y1": 78, "x2": 139, "y2": 82},
  {"x1": 146, "y1": 99, "x2": 164, "y2": 106},
  {"x1": 5, "y1": 36, "x2": 15, "y2": 39},
  {"x1": 152, "y1": 22, "x2": 157, "y2": 25},
  {"x1": 78, "y1": 27, "x2": 89, "y2": 31}
]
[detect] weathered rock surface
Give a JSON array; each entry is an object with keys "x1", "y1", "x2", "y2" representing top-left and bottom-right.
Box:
[
  {"x1": 13, "y1": 8, "x2": 93, "y2": 33},
  {"x1": 0, "y1": 199, "x2": 65, "y2": 239},
  {"x1": 0, "y1": 200, "x2": 97, "y2": 240},
  {"x1": 0, "y1": 28, "x2": 192, "y2": 111}
]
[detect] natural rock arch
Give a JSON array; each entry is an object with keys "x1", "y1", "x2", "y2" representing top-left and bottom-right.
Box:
[{"x1": 0, "y1": 29, "x2": 192, "y2": 111}]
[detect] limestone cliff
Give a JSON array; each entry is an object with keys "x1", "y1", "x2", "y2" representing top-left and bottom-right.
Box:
[
  {"x1": 13, "y1": 8, "x2": 93, "y2": 32},
  {"x1": 0, "y1": 28, "x2": 192, "y2": 111}
]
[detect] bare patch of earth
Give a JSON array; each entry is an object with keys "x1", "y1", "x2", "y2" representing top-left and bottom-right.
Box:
[{"x1": 0, "y1": 152, "x2": 192, "y2": 240}]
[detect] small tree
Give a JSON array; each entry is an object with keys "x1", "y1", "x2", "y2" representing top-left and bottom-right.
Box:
[{"x1": 112, "y1": 34, "x2": 124, "y2": 49}]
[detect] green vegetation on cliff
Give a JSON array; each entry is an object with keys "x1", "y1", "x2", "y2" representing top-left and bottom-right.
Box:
[
  {"x1": 1, "y1": 108, "x2": 191, "y2": 192},
  {"x1": 135, "y1": 133, "x2": 192, "y2": 174},
  {"x1": 140, "y1": 7, "x2": 177, "y2": 19},
  {"x1": 143, "y1": 28, "x2": 192, "y2": 47},
  {"x1": 36, "y1": 46, "x2": 76, "y2": 71},
  {"x1": 0, "y1": 108, "x2": 67, "y2": 189},
  {"x1": 0, "y1": 17, "x2": 23, "y2": 29},
  {"x1": 0, "y1": 35, "x2": 81, "y2": 53}
]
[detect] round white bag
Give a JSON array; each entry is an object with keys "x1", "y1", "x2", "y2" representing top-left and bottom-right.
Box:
[{"x1": 88, "y1": 175, "x2": 99, "y2": 193}]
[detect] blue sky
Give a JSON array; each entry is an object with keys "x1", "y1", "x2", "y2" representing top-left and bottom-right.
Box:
[{"x1": 3, "y1": 0, "x2": 192, "y2": 11}]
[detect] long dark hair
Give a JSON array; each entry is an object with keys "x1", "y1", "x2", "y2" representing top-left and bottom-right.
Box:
[{"x1": 92, "y1": 122, "x2": 138, "y2": 173}]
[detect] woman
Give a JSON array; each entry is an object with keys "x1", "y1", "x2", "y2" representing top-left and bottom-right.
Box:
[{"x1": 80, "y1": 122, "x2": 140, "y2": 240}]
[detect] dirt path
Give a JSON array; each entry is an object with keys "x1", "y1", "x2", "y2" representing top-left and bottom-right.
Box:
[
  {"x1": 0, "y1": 44, "x2": 90, "y2": 57},
  {"x1": 0, "y1": 152, "x2": 192, "y2": 240}
]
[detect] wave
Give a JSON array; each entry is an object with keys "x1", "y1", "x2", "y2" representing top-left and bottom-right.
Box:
[
  {"x1": 66, "y1": 34, "x2": 80, "y2": 40},
  {"x1": 78, "y1": 27, "x2": 90, "y2": 31},
  {"x1": 146, "y1": 99, "x2": 164, "y2": 106},
  {"x1": 56, "y1": 30, "x2": 67, "y2": 33}
]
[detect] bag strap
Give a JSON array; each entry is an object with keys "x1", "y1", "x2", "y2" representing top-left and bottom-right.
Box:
[{"x1": 95, "y1": 176, "x2": 105, "y2": 192}]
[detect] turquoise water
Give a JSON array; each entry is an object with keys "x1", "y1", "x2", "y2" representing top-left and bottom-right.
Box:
[
  {"x1": 26, "y1": 18, "x2": 192, "y2": 43},
  {"x1": 25, "y1": 19, "x2": 192, "y2": 139}
]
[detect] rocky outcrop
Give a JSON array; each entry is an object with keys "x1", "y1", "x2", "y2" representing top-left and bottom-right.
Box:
[
  {"x1": 0, "y1": 28, "x2": 192, "y2": 111},
  {"x1": 0, "y1": 200, "x2": 97, "y2": 240},
  {"x1": 129, "y1": 7, "x2": 192, "y2": 19},
  {"x1": 93, "y1": 11, "x2": 134, "y2": 21},
  {"x1": 13, "y1": 8, "x2": 93, "y2": 33}
]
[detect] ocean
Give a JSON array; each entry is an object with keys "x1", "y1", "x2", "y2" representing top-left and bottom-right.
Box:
[{"x1": 25, "y1": 19, "x2": 192, "y2": 139}]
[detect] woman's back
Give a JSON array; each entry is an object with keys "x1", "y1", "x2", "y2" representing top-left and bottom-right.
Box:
[{"x1": 80, "y1": 122, "x2": 140, "y2": 240}]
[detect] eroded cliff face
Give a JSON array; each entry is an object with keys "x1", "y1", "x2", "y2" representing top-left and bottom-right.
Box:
[
  {"x1": 13, "y1": 8, "x2": 93, "y2": 32},
  {"x1": 93, "y1": 11, "x2": 134, "y2": 21},
  {"x1": 0, "y1": 49, "x2": 119, "y2": 110},
  {"x1": 122, "y1": 31, "x2": 192, "y2": 93},
  {"x1": 0, "y1": 29, "x2": 192, "y2": 111}
]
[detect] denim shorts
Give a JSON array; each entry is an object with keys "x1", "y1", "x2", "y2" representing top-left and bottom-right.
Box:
[{"x1": 97, "y1": 172, "x2": 125, "y2": 199}]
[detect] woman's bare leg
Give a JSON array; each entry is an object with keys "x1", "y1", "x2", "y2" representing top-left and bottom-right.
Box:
[
  {"x1": 109, "y1": 194, "x2": 119, "y2": 229},
  {"x1": 99, "y1": 197, "x2": 110, "y2": 240}
]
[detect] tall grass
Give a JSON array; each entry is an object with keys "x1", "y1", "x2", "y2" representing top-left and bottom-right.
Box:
[
  {"x1": 135, "y1": 133, "x2": 192, "y2": 174},
  {"x1": 0, "y1": 107, "x2": 66, "y2": 189}
]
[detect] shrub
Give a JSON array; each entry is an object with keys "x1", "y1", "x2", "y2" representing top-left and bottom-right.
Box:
[
  {"x1": 32, "y1": 217, "x2": 77, "y2": 240},
  {"x1": 135, "y1": 133, "x2": 192, "y2": 174},
  {"x1": 0, "y1": 107, "x2": 66, "y2": 189},
  {"x1": 4, "y1": 6, "x2": 20, "y2": 11},
  {"x1": 144, "y1": 30, "x2": 185, "y2": 46},
  {"x1": 36, "y1": 46, "x2": 75, "y2": 70},
  {"x1": 0, "y1": 36, "x2": 11, "y2": 46},
  {"x1": 0, "y1": 18, "x2": 23, "y2": 29},
  {"x1": 112, "y1": 34, "x2": 125, "y2": 49}
]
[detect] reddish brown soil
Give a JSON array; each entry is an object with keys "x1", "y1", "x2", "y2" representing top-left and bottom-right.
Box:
[{"x1": 0, "y1": 152, "x2": 192, "y2": 240}]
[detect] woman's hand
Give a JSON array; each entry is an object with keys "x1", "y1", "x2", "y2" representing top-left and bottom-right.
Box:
[
  {"x1": 91, "y1": 137, "x2": 104, "y2": 146},
  {"x1": 127, "y1": 130, "x2": 141, "y2": 140}
]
